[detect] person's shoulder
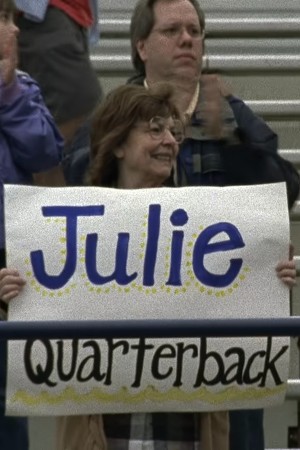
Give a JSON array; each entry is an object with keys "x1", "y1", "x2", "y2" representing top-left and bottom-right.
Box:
[
  {"x1": 16, "y1": 70, "x2": 39, "y2": 87},
  {"x1": 16, "y1": 69, "x2": 30, "y2": 80},
  {"x1": 225, "y1": 94, "x2": 246, "y2": 105},
  {"x1": 15, "y1": 70, "x2": 42, "y2": 95}
]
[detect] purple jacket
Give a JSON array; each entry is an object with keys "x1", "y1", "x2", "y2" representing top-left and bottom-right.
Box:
[{"x1": 0, "y1": 71, "x2": 64, "y2": 249}]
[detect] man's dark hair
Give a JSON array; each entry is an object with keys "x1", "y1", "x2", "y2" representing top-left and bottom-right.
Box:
[{"x1": 130, "y1": 0, "x2": 205, "y2": 75}]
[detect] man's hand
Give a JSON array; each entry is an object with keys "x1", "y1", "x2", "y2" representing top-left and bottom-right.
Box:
[
  {"x1": 200, "y1": 74, "x2": 224, "y2": 139},
  {"x1": 199, "y1": 74, "x2": 234, "y2": 139},
  {"x1": 216, "y1": 76, "x2": 232, "y2": 98}
]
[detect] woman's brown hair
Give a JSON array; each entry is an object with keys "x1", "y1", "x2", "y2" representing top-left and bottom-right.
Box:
[{"x1": 88, "y1": 83, "x2": 182, "y2": 187}]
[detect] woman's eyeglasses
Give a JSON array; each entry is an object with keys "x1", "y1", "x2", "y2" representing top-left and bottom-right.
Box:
[{"x1": 148, "y1": 116, "x2": 185, "y2": 144}]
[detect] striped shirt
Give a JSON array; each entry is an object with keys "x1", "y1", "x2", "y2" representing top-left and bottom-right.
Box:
[{"x1": 103, "y1": 412, "x2": 201, "y2": 449}]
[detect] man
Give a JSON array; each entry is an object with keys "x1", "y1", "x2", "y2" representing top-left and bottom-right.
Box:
[
  {"x1": 128, "y1": 1, "x2": 299, "y2": 450},
  {"x1": 129, "y1": 0, "x2": 298, "y2": 198}
]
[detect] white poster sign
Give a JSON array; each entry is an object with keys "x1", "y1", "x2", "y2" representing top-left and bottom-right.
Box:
[{"x1": 4, "y1": 183, "x2": 290, "y2": 415}]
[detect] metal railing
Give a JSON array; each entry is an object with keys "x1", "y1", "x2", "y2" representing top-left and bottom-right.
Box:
[
  {"x1": 1, "y1": 317, "x2": 300, "y2": 339},
  {"x1": 1, "y1": 318, "x2": 300, "y2": 402}
]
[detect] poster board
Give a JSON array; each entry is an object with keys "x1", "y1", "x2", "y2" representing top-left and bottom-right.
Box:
[{"x1": 4, "y1": 183, "x2": 290, "y2": 415}]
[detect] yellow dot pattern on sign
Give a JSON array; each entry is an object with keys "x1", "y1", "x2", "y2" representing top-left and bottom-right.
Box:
[
  {"x1": 25, "y1": 218, "x2": 251, "y2": 298},
  {"x1": 184, "y1": 228, "x2": 251, "y2": 298},
  {"x1": 157, "y1": 237, "x2": 187, "y2": 295},
  {"x1": 82, "y1": 217, "x2": 151, "y2": 295},
  {"x1": 12, "y1": 383, "x2": 285, "y2": 408},
  {"x1": 24, "y1": 218, "x2": 77, "y2": 298}
]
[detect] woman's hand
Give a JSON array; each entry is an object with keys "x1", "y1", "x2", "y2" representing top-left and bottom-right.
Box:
[
  {"x1": 0, "y1": 268, "x2": 26, "y2": 303},
  {"x1": 276, "y1": 243, "x2": 297, "y2": 288},
  {"x1": 276, "y1": 260, "x2": 297, "y2": 288}
]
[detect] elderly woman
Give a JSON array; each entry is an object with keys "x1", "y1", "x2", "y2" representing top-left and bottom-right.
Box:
[{"x1": 0, "y1": 83, "x2": 296, "y2": 450}]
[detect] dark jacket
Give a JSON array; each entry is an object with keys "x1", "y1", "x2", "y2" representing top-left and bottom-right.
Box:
[
  {"x1": 128, "y1": 74, "x2": 299, "y2": 208},
  {"x1": 221, "y1": 145, "x2": 299, "y2": 209}
]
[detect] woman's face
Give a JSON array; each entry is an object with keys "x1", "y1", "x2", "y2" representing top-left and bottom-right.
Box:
[{"x1": 116, "y1": 116, "x2": 183, "y2": 188}]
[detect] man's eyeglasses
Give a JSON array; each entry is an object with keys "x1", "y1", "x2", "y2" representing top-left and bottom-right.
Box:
[
  {"x1": 152, "y1": 25, "x2": 204, "y2": 40},
  {"x1": 148, "y1": 116, "x2": 185, "y2": 144}
]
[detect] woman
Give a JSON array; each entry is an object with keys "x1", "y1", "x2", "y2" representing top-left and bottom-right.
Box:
[{"x1": 0, "y1": 84, "x2": 296, "y2": 450}]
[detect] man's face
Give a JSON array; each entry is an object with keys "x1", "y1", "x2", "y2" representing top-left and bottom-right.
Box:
[{"x1": 137, "y1": 0, "x2": 204, "y2": 83}]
